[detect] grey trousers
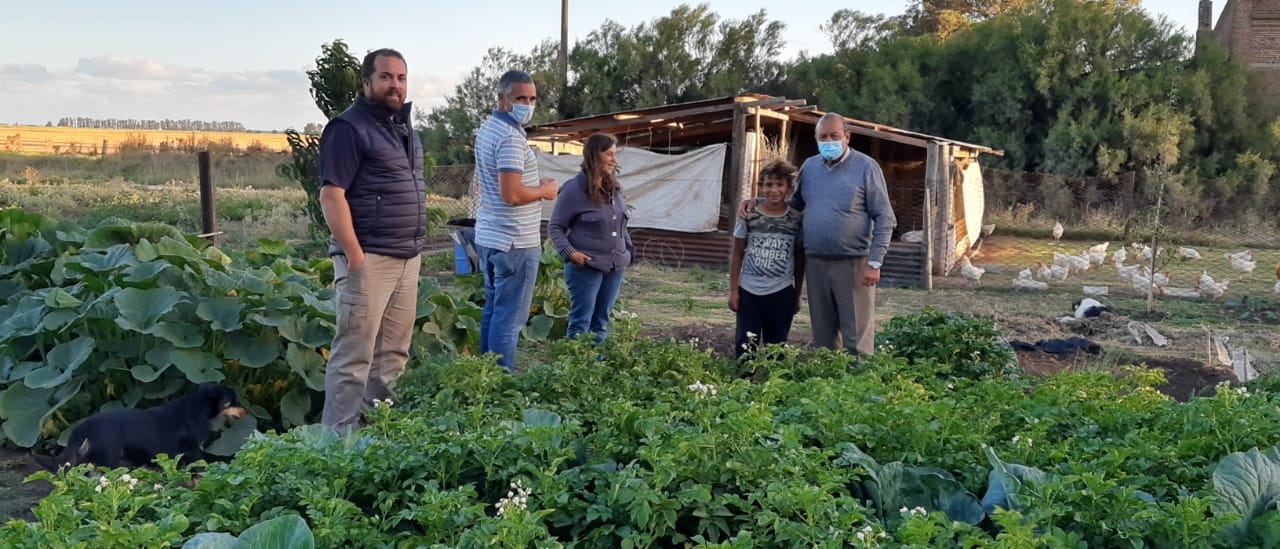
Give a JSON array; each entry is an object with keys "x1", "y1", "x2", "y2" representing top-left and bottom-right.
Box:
[
  {"x1": 805, "y1": 255, "x2": 877, "y2": 355},
  {"x1": 322, "y1": 252, "x2": 421, "y2": 432}
]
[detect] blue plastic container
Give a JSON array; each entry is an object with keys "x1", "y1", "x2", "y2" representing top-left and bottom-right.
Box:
[{"x1": 454, "y1": 242, "x2": 472, "y2": 274}]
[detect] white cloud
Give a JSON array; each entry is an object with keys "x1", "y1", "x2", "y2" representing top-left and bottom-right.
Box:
[{"x1": 76, "y1": 56, "x2": 192, "y2": 81}]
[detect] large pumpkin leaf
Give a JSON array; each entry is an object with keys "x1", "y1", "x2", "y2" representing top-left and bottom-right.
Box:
[
  {"x1": 121, "y1": 260, "x2": 170, "y2": 284},
  {"x1": 280, "y1": 385, "x2": 313, "y2": 428},
  {"x1": 114, "y1": 287, "x2": 185, "y2": 333},
  {"x1": 225, "y1": 332, "x2": 282, "y2": 368},
  {"x1": 205, "y1": 413, "x2": 258, "y2": 457},
  {"x1": 23, "y1": 335, "x2": 95, "y2": 389},
  {"x1": 197, "y1": 297, "x2": 244, "y2": 332},
  {"x1": 523, "y1": 315, "x2": 555, "y2": 341},
  {"x1": 75, "y1": 244, "x2": 137, "y2": 272},
  {"x1": 0, "y1": 379, "x2": 82, "y2": 447},
  {"x1": 150, "y1": 321, "x2": 206, "y2": 348},
  {"x1": 285, "y1": 343, "x2": 325, "y2": 391},
  {"x1": 44, "y1": 287, "x2": 83, "y2": 309},
  {"x1": 170, "y1": 348, "x2": 226, "y2": 383}
]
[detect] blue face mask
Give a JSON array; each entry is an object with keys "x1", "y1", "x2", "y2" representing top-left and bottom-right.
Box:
[
  {"x1": 818, "y1": 140, "x2": 844, "y2": 161},
  {"x1": 510, "y1": 103, "x2": 535, "y2": 125}
]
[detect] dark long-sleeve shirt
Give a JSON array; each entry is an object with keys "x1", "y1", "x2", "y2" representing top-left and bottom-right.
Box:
[{"x1": 547, "y1": 172, "x2": 634, "y2": 272}]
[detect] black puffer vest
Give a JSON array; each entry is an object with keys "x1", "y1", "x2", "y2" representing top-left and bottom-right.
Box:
[{"x1": 326, "y1": 95, "x2": 427, "y2": 259}]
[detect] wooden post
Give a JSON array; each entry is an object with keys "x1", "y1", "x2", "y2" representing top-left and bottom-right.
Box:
[
  {"x1": 725, "y1": 103, "x2": 747, "y2": 265},
  {"x1": 751, "y1": 110, "x2": 762, "y2": 197},
  {"x1": 198, "y1": 151, "x2": 217, "y2": 244},
  {"x1": 922, "y1": 183, "x2": 933, "y2": 290},
  {"x1": 560, "y1": 0, "x2": 569, "y2": 100}
]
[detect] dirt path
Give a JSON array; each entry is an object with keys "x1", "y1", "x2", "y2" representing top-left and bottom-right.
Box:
[{"x1": 0, "y1": 447, "x2": 50, "y2": 523}]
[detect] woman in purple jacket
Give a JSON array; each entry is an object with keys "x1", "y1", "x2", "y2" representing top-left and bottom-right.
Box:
[{"x1": 547, "y1": 133, "x2": 635, "y2": 343}]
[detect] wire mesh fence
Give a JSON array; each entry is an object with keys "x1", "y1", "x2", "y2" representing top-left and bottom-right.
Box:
[
  {"x1": 962, "y1": 166, "x2": 1280, "y2": 306},
  {"x1": 423, "y1": 164, "x2": 477, "y2": 251}
]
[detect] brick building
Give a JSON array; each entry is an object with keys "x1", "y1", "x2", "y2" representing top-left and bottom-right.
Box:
[{"x1": 1200, "y1": 0, "x2": 1280, "y2": 94}]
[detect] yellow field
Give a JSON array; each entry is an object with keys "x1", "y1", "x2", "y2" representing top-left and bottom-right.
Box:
[{"x1": 0, "y1": 125, "x2": 292, "y2": 155}]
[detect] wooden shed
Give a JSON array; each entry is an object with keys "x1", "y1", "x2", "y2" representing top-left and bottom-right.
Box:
[{"x1": 523, "y1": 94, "x2": 1003, "y2": 288}]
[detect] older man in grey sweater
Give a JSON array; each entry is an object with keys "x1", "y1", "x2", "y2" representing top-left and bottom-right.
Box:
[{"x1": 741, "y1": 112, "x2": 896, "y2": 356}]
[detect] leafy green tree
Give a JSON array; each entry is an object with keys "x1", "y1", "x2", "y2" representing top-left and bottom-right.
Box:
[{"x1": 277, "y1": 40, "x2": 360, "y2": 242}]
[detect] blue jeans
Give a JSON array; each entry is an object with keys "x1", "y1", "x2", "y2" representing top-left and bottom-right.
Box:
[
  {"x1": 564, "y1": 263, "x2": 625, "y2": 343},
  {"x1": 478, "y1": 245, "x2": 541, "y2": 371}
]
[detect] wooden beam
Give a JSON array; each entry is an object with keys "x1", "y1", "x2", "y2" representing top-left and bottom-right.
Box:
[
  {"x1": 527, "y1": 102, "x2": 737, "y2": 138},
  {"x1": 625, "y1": 120, "x2": 736, "y2": 142},
  {"x1": 750, "y1": 107, "x2": 792, "y2": 122},
  {"x1": 779, "y1": 115, "x2": 790, "y2": 163},
  {"x1": 735, "y1": 96, "x2": 790, "y2": 109},
  {"x1": 791, "y1": 112, "x2": 933, "y2": 150},
  {"x1": 727, "y1": 104, "x2": 748, "y2": 265},
  {"x1": 752, "y1": 109, "x2": 763, "y2": 197}
]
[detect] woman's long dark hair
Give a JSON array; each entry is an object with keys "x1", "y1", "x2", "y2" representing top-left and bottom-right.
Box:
[{"x1": 580, "y1": 133, "x2": 620, "y2": 206}]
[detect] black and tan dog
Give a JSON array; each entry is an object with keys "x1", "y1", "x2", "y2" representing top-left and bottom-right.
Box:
[{"x1": 34, "y1": 382, "x2": 248, "y2": 472}]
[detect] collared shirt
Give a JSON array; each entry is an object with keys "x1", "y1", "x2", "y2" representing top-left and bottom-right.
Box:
[{"x1": 474, "y1": 110, "x2": 541, "y2": 251}]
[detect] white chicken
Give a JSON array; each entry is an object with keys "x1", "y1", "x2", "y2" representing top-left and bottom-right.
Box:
[
  {"x1": 1111, "y1": 247, "x2": 1127, "y2": 267},
  {"x1": 900, "y1": 230, "x2": 924, "y2": 243},
  {"x1": 1036, "y1": 261, "x2": 1052, "y2": 280},
  {"x1": 1227, "y1": 250, "x2": 1253, "y2": 262},
  {"x1": 1196, "y1": 272, "x2": 1229, "y2": 300},
  {"x1": 1117, "y1": 264, "x2": 1142, "y2": 281},
  {"x1": 1012, "y1": 277, "x2": 1049, "y2": 290},
  {"x1": 1049, "y1": 261, "x2": 1070, "y2": 280},
  {"x1": 1067, "y1": 251, "x2": 1092, "y2": 273},
  {"x1": 1052, "y1": 221, "x2": 1064, "y2": 241},
  {"x1": 1228, "y1": 253, "x2": 1256, "y2": 273},
  {"x1": 1131, "y1": 243, "x2": 1158, "y2": 261},
  {"x1": 1132, "y1": 273, "x2": 1165, "y2": 297},
  {"x1": 1017, "y1": 267, "x2": 1033, "y2": 280},
  {"x1": 1178, "y1": 246, "x2": 1201, "y2": 260},
  {"x1": 1088, "y1": 242, "x2": 1110, "y2": 256},
  {"x1": 957, "y1": 256, "x2": 985, "y2": 286}
]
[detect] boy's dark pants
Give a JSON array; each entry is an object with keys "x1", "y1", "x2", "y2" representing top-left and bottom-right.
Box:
[{"x1": 734, "y1": 286, "x2": 797, "y2": 359}]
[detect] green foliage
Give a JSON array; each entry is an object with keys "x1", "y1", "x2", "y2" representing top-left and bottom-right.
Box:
[
  {"x1": 385, "y1": 1, "x2": 1280, "y2": 223},
  {"x1": 877, "y1": 307, "x2": 1020, "y2": 380},
  {"x1": 276, "y1": 40, "x2": 361, "y2": 243},
  {"x1": 0, "y1": 209, "x2": 480, "y2": 451},
  {"x1": 11, "y1": 309, "x2": 1280, "y2": 546}
]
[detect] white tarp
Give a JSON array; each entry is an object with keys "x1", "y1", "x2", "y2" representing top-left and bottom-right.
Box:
[
  {"x1": 960, "y1": 159, "x2": 985, "y2": 248},
  {"x1": 534, "y1": 143, "x2": 727, "y2": 233}
]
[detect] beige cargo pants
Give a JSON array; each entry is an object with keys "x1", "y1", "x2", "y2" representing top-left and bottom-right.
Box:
[{"x1": 321, "y1": 252, "x2": 421, "y2": 432}]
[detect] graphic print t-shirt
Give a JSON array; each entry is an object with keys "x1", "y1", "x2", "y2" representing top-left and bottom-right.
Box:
[{"x1": 733, "y1": 207, "x2": 803, "y2": 296}]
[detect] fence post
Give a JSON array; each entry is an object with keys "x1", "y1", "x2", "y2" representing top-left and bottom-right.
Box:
[
  {"x1": 1122, "y1": 171, "x2": 1136, "y2": 240},
  {"x1": 198, "y1": 151, "x2": 217, "y2": 244}
]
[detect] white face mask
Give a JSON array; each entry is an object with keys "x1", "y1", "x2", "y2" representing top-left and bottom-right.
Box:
[{"x1": 510, "y1": 103, "x2": 534, "y2": 125}]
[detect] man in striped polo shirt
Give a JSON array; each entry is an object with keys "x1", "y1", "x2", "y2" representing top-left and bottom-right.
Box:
[{"x1": 473, "y1": 70, "x2": 558, "y2": 371}]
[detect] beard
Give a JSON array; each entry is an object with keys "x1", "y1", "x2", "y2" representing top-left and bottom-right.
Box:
[{"x1": 370, "y1": 89, "x2": 403, "y2": 113}]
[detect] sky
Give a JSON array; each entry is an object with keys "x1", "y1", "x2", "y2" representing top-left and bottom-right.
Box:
[{"x1": 0, "y1": 0, "x2": 1220, "y2": 132}]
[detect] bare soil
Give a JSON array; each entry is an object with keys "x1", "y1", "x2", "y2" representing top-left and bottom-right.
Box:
[{"x1": 0, "y1": 447, "x2": 50, "y2": 523}]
